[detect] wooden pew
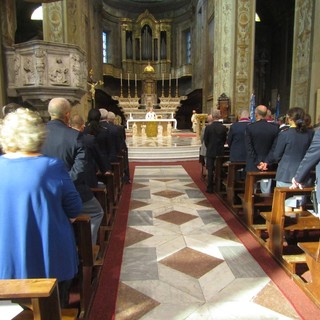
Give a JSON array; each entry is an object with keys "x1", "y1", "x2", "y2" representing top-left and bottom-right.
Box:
[
  {"x1": 214, "y1": 155, "x2": 229, "y2": 194},
  {"x1": 297, "y1": 241, "x2": 320, "y2": 304},
  {"x1": 224, "y1": 162, "x2": 246, "y2": 209},
  {"x1": 73, "y1": 216, "x2": 102, "y2": 318},
  {"x1": 0, "y1": 279, "x2": 77, "y2": 320},
  {"x1": 260, "y1": 187, "x2": 320, "y2": 272},
  {"x1": 238, "y1": 171, "x2": 276, "y2": 232}
]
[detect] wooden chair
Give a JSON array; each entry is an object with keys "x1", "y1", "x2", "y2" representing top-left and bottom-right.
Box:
[{"x1": 0, "y1": 278, "x2": 77, "y2": 320}]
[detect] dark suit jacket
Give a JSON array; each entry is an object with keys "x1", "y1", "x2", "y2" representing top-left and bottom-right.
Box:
[
  {"x1": 204, "y1": 121, "x2": 227, "y2": 158},
  {"x1": 227, "y1": 119, "x2": 250, "y2": 162},
  {"x1": 295, "y1": 129, "x2": 320, "y2": 201},
  {"x1": 245, "y1": 119, "x2": 279, "y2": 172},
  {"x1": 42, "y1": 119, "x2": 93, "y2": 202},
  {"x1": 267, "y1": 127, "x2": 314, "y2": 183},
  {"x1": 82, "y1": 133, "x2": 108, "y2": 188},
  {"x1": 100, "y1": 121, "x2": 121, "y2": 163}
]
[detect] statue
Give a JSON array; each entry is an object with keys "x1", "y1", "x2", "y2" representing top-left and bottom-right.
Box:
[
  {"x1": 132, "y1": 122, "x2": 138, "y2": 136},
  {"x1": 87, "y1": 69, "x2": 104, "y2": 108},
  {"x1": 157, "y1": 124, "x2": 163, "y2": 137}
]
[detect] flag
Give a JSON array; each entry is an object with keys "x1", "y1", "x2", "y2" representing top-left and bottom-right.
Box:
[
  {"x1": 275, "y1": 94, "x2": 280, "y2": 120},
  {"x1": 250, "y1": 93, "x2": 256, "y2": 122}
]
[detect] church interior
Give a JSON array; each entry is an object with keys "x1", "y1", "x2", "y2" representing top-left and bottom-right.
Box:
[{"x1": 1, "y1": 0, "x2": 320, "y2": 319}]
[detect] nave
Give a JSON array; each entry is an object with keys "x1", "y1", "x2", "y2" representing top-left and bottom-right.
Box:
[{"x1": 89, "y1": 161, "x2": 320, "y2": 320}]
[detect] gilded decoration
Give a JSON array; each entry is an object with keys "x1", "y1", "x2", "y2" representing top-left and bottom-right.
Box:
[{"x1": 234, "y1": 0, "x2": 254, "y2": 111}]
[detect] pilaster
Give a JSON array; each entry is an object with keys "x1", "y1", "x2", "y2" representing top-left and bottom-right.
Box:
[
  {"x1": 290, "y1": 0, "x2": 314, "y2": 114},
  {"x1": 233, "y1": 0, "x2": 256, "y2": 115},
  {"x1": 213, "y1": 0, "x2": 236, "y2": 112}
]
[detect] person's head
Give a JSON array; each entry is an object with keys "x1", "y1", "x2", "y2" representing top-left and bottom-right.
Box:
[
  {"x1": 207, "y1": 114, "x2": 213, "y2": 123},
  {"x1": 107, "y1": 111, "x2": 116, "y2": 123},
  {"x1": 0, "y1": 108, "x2": 46, "y2": 153},
  {"x1": 148, "y1": 107, "x2": 153, "y2": 112},
  {"x1": 287, "y1": 107, "x2": 306, "y2": 132},
  {"x1": 278, "y1": 114, "x2": 288, "y2": 125},
  {"x1": 192, "y1": 110, "x2": 196, "y2": 114},
  {"x1": 2, "y1": 102, "x2": 23, "y2": 117},
  {"x1": 70, "y1": 114, "x2": 85, "y2": 132},
  {"x1": 304, "y1": 113, "x2": 312, "y2": 128},
  {"x1": 212, "y1": 109, "x2": 221, "y2": 120},
  {"x1": 86, "y1": 108, "x2": 101, "y2": 136},
  {"x1": 48, "y1": 97, "x2": 71, "y2": 124},
  {"x1": 255, "y1": 105, "x2": 267, "y2": 120},
  {"x1": 239, "y1": 109, "x2": 249, "y2": 120},
  {"x1": 99, "y1": 108, "x2": 108, "y2": 121}
]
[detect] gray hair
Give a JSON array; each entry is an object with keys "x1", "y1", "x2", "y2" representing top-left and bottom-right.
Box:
[
  {"x1": 99, "y1": 108, "x2": 108, "y2": 120},
  {"x1": 212, "y1": 109, "x2": 221, "y2": 119},
  {"x1": 48, "y1": 97, "x2": 71, "y2": 120},
  {"x1": 107, "y1": 111, "x2": 116, "y2": 120},
  {"x1": 0, "y1": 108, "x2": 46, "y2": 153}
]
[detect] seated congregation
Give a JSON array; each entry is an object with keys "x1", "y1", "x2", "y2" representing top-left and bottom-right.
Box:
[
  {"x1": 0, "y1": 100, "x2": 129, "y2": 319},
  {"x1": 201, "y1": 105, "x2": 320, "y2": 307}
]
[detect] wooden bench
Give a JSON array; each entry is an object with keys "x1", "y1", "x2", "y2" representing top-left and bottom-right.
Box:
[
  {"x1": 73, "y1": 216, "x2": 102, "y2": 318},
  {"x1": 297, "y1": 241, "x2": 320, "y2": 303},
  {"x1": 0, "y1": 278, "x2": 77, "y2": 320},
  {"x1": 260, "y1": 187, "x2": 320, "y2": 272},
  {"x1": 223, "y1": 162, "x2": 246, "y2": 208},
  {"x1": 214, "y1": 155, "x2": 229, "y2": 194},
  {"x1": 238, "y1": 171, "x2": 276, "y2": 232}
]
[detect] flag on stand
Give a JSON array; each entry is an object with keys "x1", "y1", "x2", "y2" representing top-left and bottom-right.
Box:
[
  {"x1": 250, "y1": 93, "x2": 256, "y2": 122},
  {"x1": 275, "y1": 94, "x2": 280, "y2": 121}
]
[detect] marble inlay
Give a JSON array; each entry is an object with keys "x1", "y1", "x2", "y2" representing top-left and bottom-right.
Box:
[
  {"x1": 159, "y1": 247, "x2": 224, "y2": 279},
  {"x1": 115, "y1": 165, "x2": 301, "y2": 319},
  {"x1": 157, "y1": 210, "x2": 197, "y2": 225}
]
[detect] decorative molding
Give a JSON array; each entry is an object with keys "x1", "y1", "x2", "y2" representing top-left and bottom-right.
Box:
[{"x1": 5, "y1": 40, "x2": 87, "y2": 109}]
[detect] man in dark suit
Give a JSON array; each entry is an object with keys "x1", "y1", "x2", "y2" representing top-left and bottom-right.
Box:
[
  {"x1": 204, "y1": 109, "x2": 227, "y2": 193},
  {"x1": 245, "y1": 104, "x2": 279, "y2": 192},
  {"x1": 42, "y1": 97, "x2": 104, "y2": 244},
  {"x1": 227, "y1": 109, "x2": 250, "y2": 162},
  {"x1": 292, "y1": 129, "x2": 320, "y2": 213}
]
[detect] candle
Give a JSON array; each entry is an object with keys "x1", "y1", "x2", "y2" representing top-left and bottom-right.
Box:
[
  {"x1": 169, "y1": 74, "x2": 171, "y2": 87},
  {"x1": 176, "y1": 76, "x2": 178, "y2": 88},
  {"x1": 128, "y1": 73, "x2": 130, "y2": 87},
  {"x1": 120, "y1": 73, "x2": 122, "y2": 86},
  {"x1": 135, "y1": 74, "x2": 137, "y2": 87},
  {"x1": 162, "y1": 73, "x2": 164, "y2": 86}
]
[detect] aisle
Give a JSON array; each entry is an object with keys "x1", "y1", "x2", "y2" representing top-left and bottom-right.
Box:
[{"x1": 114, "y1": 165, "x2": 300, "y2": 319}]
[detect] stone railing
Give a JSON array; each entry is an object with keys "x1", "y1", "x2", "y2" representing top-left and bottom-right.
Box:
[{"x1": 4, "y1": 40, "x2": 87, "y2": 113}]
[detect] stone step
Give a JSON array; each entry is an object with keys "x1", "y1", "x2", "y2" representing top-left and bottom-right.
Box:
[{"x1": 128, "y1": 145, "x2": 200, "y2": 162}]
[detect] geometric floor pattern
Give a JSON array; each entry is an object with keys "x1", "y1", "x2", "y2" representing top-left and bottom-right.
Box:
[{"x1": 115, "y1": 165, "x2": 301, "y2": 319}]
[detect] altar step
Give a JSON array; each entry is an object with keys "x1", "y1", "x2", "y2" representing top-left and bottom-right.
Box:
[{"x1": 128, "y1": 145, "x2": 200, "y2": 162}]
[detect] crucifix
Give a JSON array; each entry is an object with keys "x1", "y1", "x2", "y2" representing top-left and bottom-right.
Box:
[{"x1": 87, "y1": 69, "x2": 104, "y2": 108}]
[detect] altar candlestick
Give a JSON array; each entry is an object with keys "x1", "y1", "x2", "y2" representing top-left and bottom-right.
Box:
[
  {"x1": 135, "y1": 74, "x2": 137, "y2": 87},
  {"x1": 120, "y1": 73, "x2": 122, "y2": 86},
  {"x1": 128, "y1": 73, "x2": 130, "y2": 87},
  {"x1": 176, "y1": 76, "x2": 178, "y2": 88},
  {"x1": 169, "y1": 74, "x2": 171, "y2": 87},
  {"x1": 162, "y1": 73, "x2": 164, "y2": 86}
]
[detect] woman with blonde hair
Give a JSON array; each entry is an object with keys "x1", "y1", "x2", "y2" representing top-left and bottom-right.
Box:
[{"x1": 0, "y1": 108, "x2": 82, "y2": 306}]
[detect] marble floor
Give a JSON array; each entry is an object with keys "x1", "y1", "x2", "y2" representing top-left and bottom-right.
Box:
[{"x1": 115, "y1": 165, "x2": 301, "y2": 319}]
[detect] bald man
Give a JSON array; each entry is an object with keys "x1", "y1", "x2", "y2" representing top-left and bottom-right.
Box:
[
  {"x1": 42, "y1": 97, "x2": 104, "y2": 244},
  {"x1": 245, "y1": 104, "x2": 279, "y2": 192}
]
